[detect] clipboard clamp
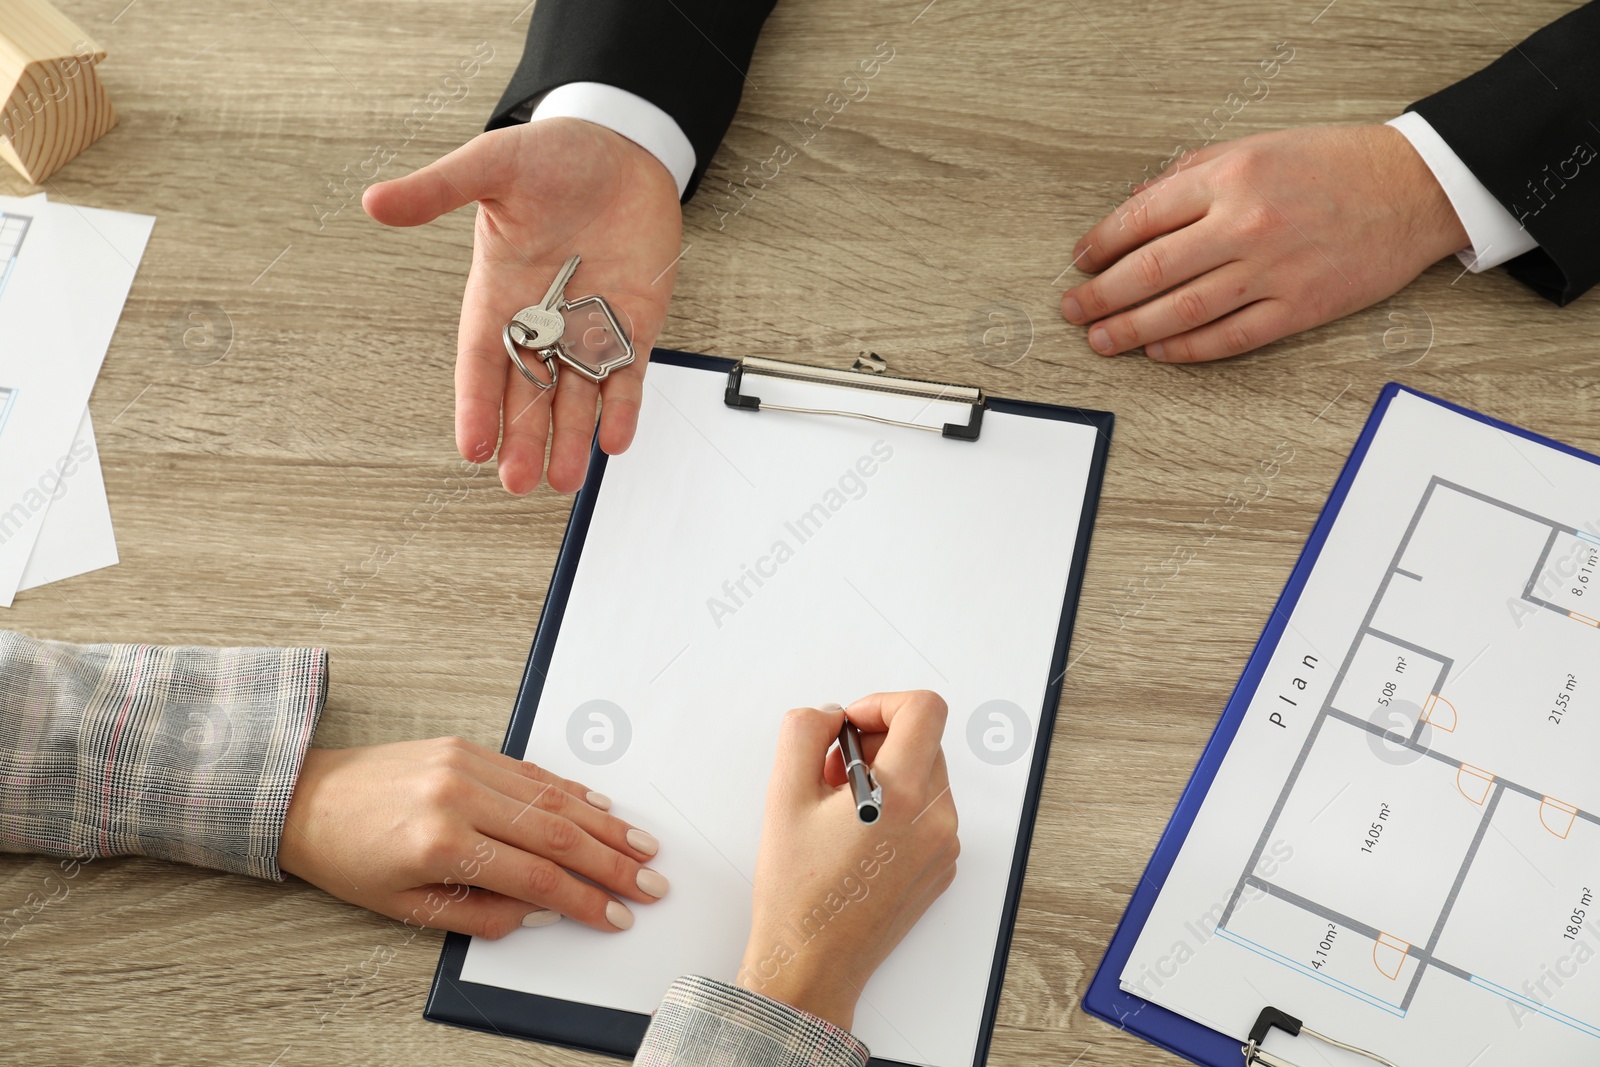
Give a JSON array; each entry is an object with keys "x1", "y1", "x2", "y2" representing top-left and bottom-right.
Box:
[
  {"x1": 1243, "y1": 1008, "x2": 1400, "y2": 1067},
  {"x1": 724, "y1": 356, "x2": 986, "y2": 441}
]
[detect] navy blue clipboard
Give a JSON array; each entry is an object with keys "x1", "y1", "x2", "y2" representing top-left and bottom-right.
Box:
[
  {"x1": 425, "y1": 348, "x2": 1115, "y2": 1066},
  {"x1": 1082, "y1": 382, "x2": 1600, "y2": 1065}
]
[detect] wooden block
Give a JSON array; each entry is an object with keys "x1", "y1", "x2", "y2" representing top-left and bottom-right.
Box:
[{"x1": 0, "y1": 0, "x2": 117, "y2": 183}]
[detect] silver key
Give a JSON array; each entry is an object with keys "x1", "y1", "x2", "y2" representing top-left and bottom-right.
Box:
[{"x1": 508, "y1": 254, "x2": 581, "y2": 349}]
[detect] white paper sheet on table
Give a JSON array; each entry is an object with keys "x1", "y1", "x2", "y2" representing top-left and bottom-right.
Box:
[
  {"x1": 19, "y1": 409, "x2": 117, "y2": 591},
  {"x1": 0, "y1": 193, "x2": 151, "y2": 603},
  {"x1": 457, "y1": 360, "x2": 1102, "y2": 1067}
]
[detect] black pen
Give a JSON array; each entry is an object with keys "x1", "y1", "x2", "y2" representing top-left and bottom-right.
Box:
[{"x1": 838, "y1": 716, "x2": 883, "y2": 823}]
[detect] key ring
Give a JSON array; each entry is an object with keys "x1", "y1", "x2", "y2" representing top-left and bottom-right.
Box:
[{"x1": 503, "y1": 323, "x2": 558, "y2": 392}]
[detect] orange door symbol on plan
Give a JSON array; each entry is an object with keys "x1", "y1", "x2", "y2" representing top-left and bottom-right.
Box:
[
  {"x1": 1420, "y1": 693, "x2": 1457, "y2": 732},
  {"x1": 1373, "y1": 933, "x2": 1410, "y2": 981},
  {"x1": 1540, "y1": 796, "x2": 1579, "y2": 838},
  {"x1": 1457, "y1": 764, "x2": 1495, "y2": 805}
]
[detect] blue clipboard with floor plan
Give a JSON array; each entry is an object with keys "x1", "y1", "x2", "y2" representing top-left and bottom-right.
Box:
[{"x1": 1086, "y1": 382, "x2": 1600, "y2": 1067}]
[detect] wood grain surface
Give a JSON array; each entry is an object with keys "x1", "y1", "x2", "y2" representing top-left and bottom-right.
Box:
[{"x1": 3, "y1": 0, "x2": 1597, "y2": 1064}]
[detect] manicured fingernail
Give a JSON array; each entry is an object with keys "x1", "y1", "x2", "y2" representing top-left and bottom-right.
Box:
[
  {"x1": 1062, "y1": 295, "x2": 1083, "y2": 323},
  {"x1": 627, "y1": 828, "x2": 659, "y2": 856},
  {"x1": 1146, "y1": 342, "x2": 1166, "y2": 361},
  {"x1": 522, "y1": 909, "x2": 561, "y2": 928},
  {"x1": 636, "y1": 868, "x2": 670, "y2": 898},
  {"x1": 606, "y1": 900, "x2": 634, "y2": 930},
  {"x1": 818, "y1": 702, "x2": 842, "y2": 713},
  {"x1": 586, "y1": 791, "x2": 612, "y2": 811},
  {"x1": 1089, "y1": 326, "x2": 1113, "y2": 354}
]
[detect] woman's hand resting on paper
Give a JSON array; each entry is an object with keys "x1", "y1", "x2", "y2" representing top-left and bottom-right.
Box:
[
  {"x1": 736, "y1": 691, "x2": 961, "y2": 1029},
  {"x1": 279, "y1": 736, "x2": 669, "y2": 935}
]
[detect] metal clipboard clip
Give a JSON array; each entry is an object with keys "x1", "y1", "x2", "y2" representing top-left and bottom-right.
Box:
[
  {"x1": 724, "y1": 356, "x2": 987, "y2": 441},
  {"x1": 1243, "y1": 1008, "x2": 1400, "y2": 1067}
]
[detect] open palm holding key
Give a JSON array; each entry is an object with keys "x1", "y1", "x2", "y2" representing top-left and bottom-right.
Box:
[{"x1": 364, "y1": 117, "x2": 684, "y2": 495}]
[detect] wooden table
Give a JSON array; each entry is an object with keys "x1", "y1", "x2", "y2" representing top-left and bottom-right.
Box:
[{"x1": 4, "y1": 0, "x2": 1596, "y2": 1062}]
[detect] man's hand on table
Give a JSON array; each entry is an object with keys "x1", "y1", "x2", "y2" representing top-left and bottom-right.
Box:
[
  {"x1": 364, "y1": 118, "x2": 683, "y2": 493},
  {"x1": 1062, "y1": 125, "x2": 1470, "y2": 363}
]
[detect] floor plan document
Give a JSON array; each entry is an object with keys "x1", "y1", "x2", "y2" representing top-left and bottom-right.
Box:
[
  {"x1": 1115, "y1": 388, "x2": 1600, "y2": 1066},
  {"x1": 0, "y1": 193, "x2": 151, "y2": 603}
]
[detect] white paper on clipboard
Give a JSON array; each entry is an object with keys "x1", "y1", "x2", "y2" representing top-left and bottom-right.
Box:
[{"x1": 459, "y1": 359, "x2": 1103, "y2": 1067}]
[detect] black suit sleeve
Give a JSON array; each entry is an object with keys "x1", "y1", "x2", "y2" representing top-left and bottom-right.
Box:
[
  {"x1": 1409, "y1": 2, "x2": 1600, "y2": 305},
  {"x1": 487, "y1": 0, "x2": 779, "y2": 200}
]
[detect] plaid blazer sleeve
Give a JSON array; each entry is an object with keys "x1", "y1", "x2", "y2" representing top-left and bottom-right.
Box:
[
  {"x1": 634, "y1": 975, "x2": 870, "y2": 1067},
  {"x1": 0, "y1": 629, "x2": 328, "y2": 881}
]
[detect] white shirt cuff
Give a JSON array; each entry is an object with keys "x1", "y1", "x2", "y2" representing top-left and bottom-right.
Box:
[
  {"x1": 1387, "y1": 111, "x2": 1538, "y2": 273},
  {"x1": 513, "y1": 82, "x2": 696, "y2": 199}
]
